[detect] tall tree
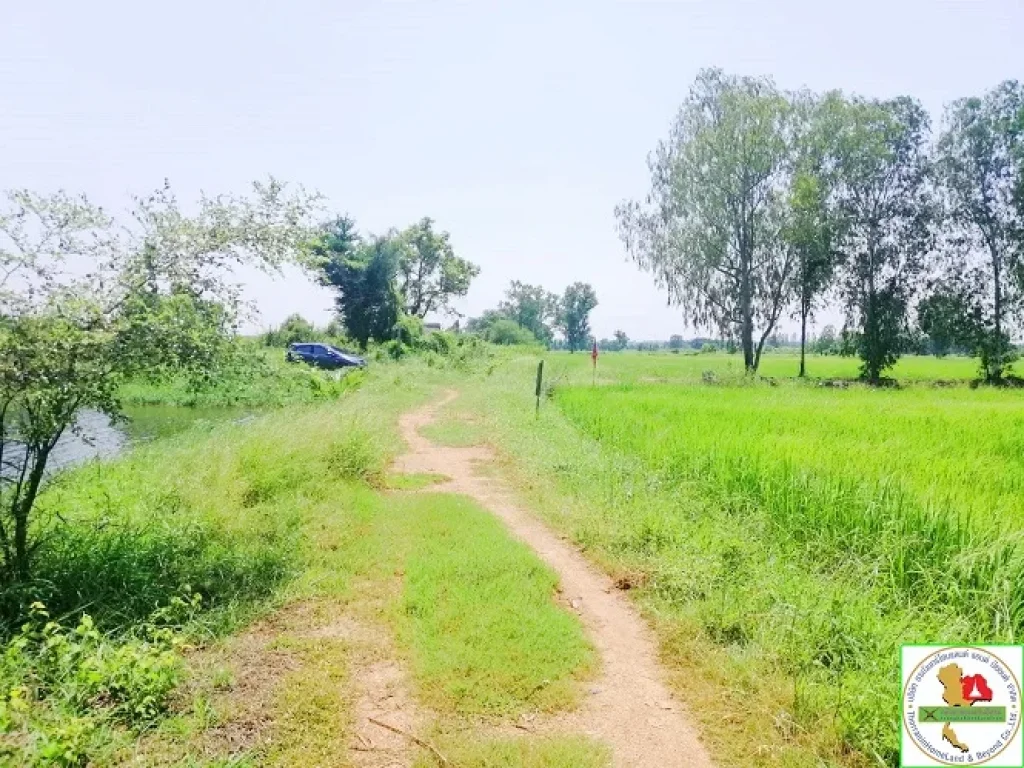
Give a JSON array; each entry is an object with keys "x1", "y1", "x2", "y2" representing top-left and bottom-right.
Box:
[
  {"x1": 396, "y1": 218, "x2": 479, "y2": 319},
  {"x1": 917, "y1": 285, "x2": 977, "y2": 357},
  {"x1": 616, "y1": 68, "x2": 796, "y2": 373},
  {"x1": 0, "y1": 180, "x2": 320, "y2": 580},
  {"x1": 557, "y1": 283, "x2": 598, "y2": 352},
  {"x1": 784, "y1": 92, "x2": 846, "y2": 377},
  {"x1": 833, "y1": 96, "x2": 933, "y2": 383},
  {"x1": 498, "y1": 281, "x2": 558, "y2": 345},
  {"x1": 935, "y1": 81, "x2": 1024, "y2": 382},
  {"x1": 320, "y1": 231, "x2": 403, "y2": 348},
  {"x1": 613, "y1": 329, "x2": 629, "y2": 350}
]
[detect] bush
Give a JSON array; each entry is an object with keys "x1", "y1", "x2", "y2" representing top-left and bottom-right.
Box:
[
  {"x1": 0, "y1": 598, "x2": 196, "y2": 766},
  {"x1": 482, "y1": 319, "x2": 538, "y2": 346},
  {"x1": 418, "y1": 330, "x2": 456, "y2": 355},
  {"x1": 393, "y1": 314, "x2": 424, "y2": 347}
]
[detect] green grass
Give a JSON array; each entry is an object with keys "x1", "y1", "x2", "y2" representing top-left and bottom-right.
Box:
[
  {"x1": 386, "y1": 472, "x2": 450, "y2": 490},
  {"x1": 546, "y1": 349, "x2": 983, "y2": 386},
  {"x1": 304, "y1": 487, "x2": 595, "y2": 717},
  {"x1": 394, "y1": 494, "x2": 594, "y2": 715},
  {"x1": 441, "y1": 353, "x2": 1024, "y2": 767},
  {"x1": 414, "y1": 734, "x2": 610, "y2": 767},
  {"x1": 6, "y1": 353, "x2": 598, "y2": 765},
  {"x1": 419, "y1": 416, "x2": 486, "y2": 447},
  {"x1": 0, "y1": 361, "x2": 451, "y2": 765},
  {"x1": 12, "y1": 345, "x2": 999, "y2": 767},
  {"x1": 120, "y1": 344, "x2": 363, "y2": 410}
]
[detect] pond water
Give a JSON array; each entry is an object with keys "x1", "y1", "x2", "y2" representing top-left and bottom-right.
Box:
[{"x1": 41, "y1": 405, "x2": 254, "y2": 475}]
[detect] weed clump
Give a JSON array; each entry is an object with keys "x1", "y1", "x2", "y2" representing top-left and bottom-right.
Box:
[{"x1": 0, "y1": 594, "x2": 199, "y2": 766}]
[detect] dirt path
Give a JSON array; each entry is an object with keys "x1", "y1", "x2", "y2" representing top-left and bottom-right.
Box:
[{"x1": 393, "y1": 390, "x2": 715, "y2": 768}]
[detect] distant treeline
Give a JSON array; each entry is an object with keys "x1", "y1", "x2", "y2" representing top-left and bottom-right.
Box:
[{"x1": 617, "y1": 69, "x2": 1024, "y2": 383}]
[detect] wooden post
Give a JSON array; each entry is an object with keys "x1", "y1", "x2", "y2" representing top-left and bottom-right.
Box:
[{"x1": 535, "y1": 359, "x2": 544, "y2": 418}]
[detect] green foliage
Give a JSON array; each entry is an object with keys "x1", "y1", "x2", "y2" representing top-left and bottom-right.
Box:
[
  {"x1": 812, "y1": 324, "x2": 839, "y2": 354},
  {"x1": 556, "y1": 282, "x2": 598, "y2": 352},
  {"x1": 392, "y1": 313, "x2": 424, "y2": 347},
  {"x1": 260, "y1": 313, "x2": 318, "y2": 347},
  {"x1": 917, "y1": 288, "x2": 978, "y2": 357},
  {"x1": 785, "y1": 95, "x2": 848, "y2": 375},
  {"x1": 830, "y1": 96, "x2": 933, "y2": 382},
  {"x1": 318, "y1": 226, "x2": 404, "y2": 348},
  {"x1": 313, "y1": 216, "x2": 478, "y2": 348},
  {"x1": 120, "y1": 343, "x2": 361, "y2": 409},
  {"x1": 0, "y1": 181, "x2": 321, "y2": 585},
  {"x1": 477, "y1": 317, "x2": 539, "y2": 346},
  {"x1": 936, "y1": 80, "x2": 1024, "y2": 382},
  {"x1": 617, "y1": 68, "x2": 795, "y2": 372},
  {"x1": 497, "y1": 281, "x2": 559, "y2": 345},
  {"x1": 0, "y1": 597, "x2": 196, "y2": 766},
  {"x1": 396, "y1": 217, "x2": 479, "y2": 318}
]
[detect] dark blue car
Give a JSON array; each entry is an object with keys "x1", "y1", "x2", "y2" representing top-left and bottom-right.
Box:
[{"x1": 286, "y1": 342, "x2": 366, "y2": 370}]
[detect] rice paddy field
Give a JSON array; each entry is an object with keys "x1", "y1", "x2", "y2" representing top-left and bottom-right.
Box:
[
  {"x1": 454, "y1": 349, "x2": 1024, "y2": 766},
  {"x1": 581, "y1": 349, "x2": 981, "y2": 384}
]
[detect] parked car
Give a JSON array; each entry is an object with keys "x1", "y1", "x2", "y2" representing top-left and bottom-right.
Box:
[{"x1": 286, "y1": 343, "x2": 366, "y2": 369}]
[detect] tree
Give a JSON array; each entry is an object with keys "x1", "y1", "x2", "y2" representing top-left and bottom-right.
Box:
[
  {"x1": 556, "y1": 283, "x2": 598, "y2": 352},
  {"x1": 616, "y1": 69, "x2": 796, "y2": 373},
  {"x1": 785, "y1": 92, "x2": 846, "y2": 377},
  {"x1": 613, "y1": 329, "x2": 629, "y2": 350},
  {"x1": 263, "y1": 313, "x2": 317, "y2": 346},
  {"x1": 319, "y1": 228, "x2": 403, "y2": 348},
  {"x1": 917, "y1": 288, "x2": 975, "y2": 357},
  {"x1": 396, "y1": 218, "x2": 479, "y2": 319},
  {"x1": 935, "y1": 81, "x2": 1024, "y2": 382},
  {"x1": 498, "y1": 281, "x2": 558, "y2": 345},
  {"x1": 833, "y1": 96, "x2": 933, "y2": 383},
  {"x1": 814, "y1": 324, "x2": 838, "y2": 354},
  {"x1": 0, "y1": 180, "x2": 320, "y2": 581},
  {"x1": 668, "y1": 335, "x2": 685, "y2": 350}
]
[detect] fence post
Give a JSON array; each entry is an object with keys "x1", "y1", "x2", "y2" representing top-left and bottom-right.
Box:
[{"x1": 535, "y1": 359, "x2": 544, "y2": 418}]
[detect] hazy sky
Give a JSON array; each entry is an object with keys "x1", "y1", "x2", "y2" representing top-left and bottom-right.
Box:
[{"x1": 3, "y1": 0, "x2": 1021, "y2": 339}]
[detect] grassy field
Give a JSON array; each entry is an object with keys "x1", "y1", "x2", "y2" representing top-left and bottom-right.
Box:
[
  {"x1": 550, "y1": 348, "x2": 982, "y2": 385},
  {"x1": 441, "y1": 350, "x2": 1024, "y2": 767},
  {"x1": 6, "y1": 345, "x2": 1016, "y2": 766}
]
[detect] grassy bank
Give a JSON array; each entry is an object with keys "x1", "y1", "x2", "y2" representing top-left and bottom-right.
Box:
[{"x1": 3, "y1": 357, "x2": 604, "y2": 766}]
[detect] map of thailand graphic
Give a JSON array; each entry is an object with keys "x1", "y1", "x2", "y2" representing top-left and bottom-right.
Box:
[{"x1": 937, "y1": 663, "x2": 994, "y2": 752}]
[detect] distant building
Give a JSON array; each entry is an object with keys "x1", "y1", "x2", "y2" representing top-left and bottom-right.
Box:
[{"x1": 424, "y1": 322, "x2": 442, "y2": 333}]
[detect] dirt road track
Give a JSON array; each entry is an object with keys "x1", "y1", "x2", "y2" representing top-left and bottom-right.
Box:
[{"x1": 392, "y1": 390, "x2": 715, "y2": 768}]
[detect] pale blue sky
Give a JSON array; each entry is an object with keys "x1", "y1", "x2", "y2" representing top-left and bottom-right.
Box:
[{"x1": 3, "y1": 0, "x2": 1021, "y2": 339}]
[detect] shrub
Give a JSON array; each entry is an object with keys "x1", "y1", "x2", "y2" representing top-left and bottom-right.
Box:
[
  {"x1": 393, "y1": 314, "x2": 424, "y2": 347},
  {"x1": 483, "y1": 319, "x2": 538, "y2": 346},
  {"x1": 0, "y1": 597, "x2": 198, "y2": 766}
]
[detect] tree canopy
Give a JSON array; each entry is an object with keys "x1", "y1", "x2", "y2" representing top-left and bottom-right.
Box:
[
  {"x1": 557, "y1": 283, "x2": 599, "y2": 352},
  {"x1": 0, "y1": 179, "x2": 321, "y2": 579},
  {"x1": 616, "y1": 69, "x2": 795, "y2": 373},
  {"x1": 396, "y1": 218, "x2": 479, "y2": 319}
]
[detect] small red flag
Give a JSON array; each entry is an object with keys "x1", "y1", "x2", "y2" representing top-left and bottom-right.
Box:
[{"x1": 591, "y1": 340, "x2": 599, "y2": 364}]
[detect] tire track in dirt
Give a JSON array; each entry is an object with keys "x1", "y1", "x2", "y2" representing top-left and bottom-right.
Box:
[{"x1": 392, "y1": 390, "x2": 715, "y2": 768}]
